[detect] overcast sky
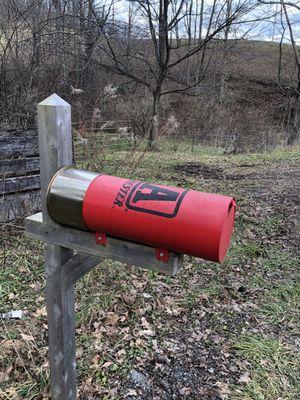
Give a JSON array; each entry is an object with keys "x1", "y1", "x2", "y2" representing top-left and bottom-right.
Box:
[{"x1": 109, "y1": 0, "x2": 300, "y2": 45}]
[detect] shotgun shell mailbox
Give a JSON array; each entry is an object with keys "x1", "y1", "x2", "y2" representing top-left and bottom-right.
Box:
[{"x1": 47, "y1": 167, "x2": 236, "y2": 263}]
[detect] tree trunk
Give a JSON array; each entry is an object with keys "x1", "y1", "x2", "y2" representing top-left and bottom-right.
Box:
[
  {"x1": 287, "y1": 95, "x2": 300, "y2": 145},
  {"x1": 219, "y1": 0, "x2": 232, "y2": 104},
  {"x1": 84, "y1": 0, "x2": 95, "y2": 81},
  {"x1": 149, "y1": 91, "x2": 161, "y2": 150}
]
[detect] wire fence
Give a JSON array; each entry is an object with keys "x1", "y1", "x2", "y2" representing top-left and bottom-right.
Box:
[
  {"x1": 72, "y1": 120, "x2": 149, "y2": 177},
  {"x1": 0, "y1": 117, "x2": 291, "y2": 225}
]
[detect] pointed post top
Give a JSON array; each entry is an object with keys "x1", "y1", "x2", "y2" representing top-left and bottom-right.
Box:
[
  {"x1": 38, "y1": 93, "x2": 70, "y2": 107},
  {"x1": 37, "y1": 92, "x2": 73, "y2": 224}
]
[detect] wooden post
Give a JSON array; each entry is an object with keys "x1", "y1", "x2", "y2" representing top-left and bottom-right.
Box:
[{"x1": 38, "y1": 94, "x2": 76, "y2": 400}]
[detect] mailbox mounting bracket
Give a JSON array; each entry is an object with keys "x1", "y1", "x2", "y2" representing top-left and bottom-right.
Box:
[
  {"x1": 156, "y1": 248, "x2": 170, "y2": 262},
  {"x1": 95, "y1": 232, "x2": 107, "y2": 246},
  {"x1": 25, "y1": 213, "x2": 182, "y2": 276}
]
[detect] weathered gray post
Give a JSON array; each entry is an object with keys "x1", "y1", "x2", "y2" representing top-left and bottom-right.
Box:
[{"x1": 38, "y1": 94, "x2": 76, "y2": 400}]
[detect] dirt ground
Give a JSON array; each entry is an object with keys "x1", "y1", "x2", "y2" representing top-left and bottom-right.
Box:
[{"x1": 0, "y1": 145, "x2": 299, "y2": 399}]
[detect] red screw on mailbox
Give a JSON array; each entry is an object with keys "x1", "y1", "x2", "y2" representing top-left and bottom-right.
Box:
[{"x1": 47, "y1": 167, "x2": 236, "y2": 263}]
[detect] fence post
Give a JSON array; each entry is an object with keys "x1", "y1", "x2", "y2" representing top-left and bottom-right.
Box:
[{"x1": 38, "y1": 94, "x2": 76, "y2": 399}]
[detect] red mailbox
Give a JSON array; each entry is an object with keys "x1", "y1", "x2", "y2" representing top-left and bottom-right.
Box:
[{"x1": 47, "y1": 168, "x2": 236, "y2": 263}]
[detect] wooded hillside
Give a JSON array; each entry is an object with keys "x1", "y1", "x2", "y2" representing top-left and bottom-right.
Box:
[{"x1": 1, "y1": 0, "x2": 299, "y2": 150}]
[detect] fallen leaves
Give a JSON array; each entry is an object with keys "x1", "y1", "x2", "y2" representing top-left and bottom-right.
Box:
[
  {"x1": 216, "y1": 381, "x2": 231, "y2": 399},
  {"x1": 138, "y1": 329, "x2": 156, "y2": 337},
  {"x1": 34, "y1": 306, "x2": 47, "y2": 318},
  {"x1": 20, "y1": 333, "x2": 34, "y2": 342},
  {"x1": 106, "y1": 312, "x2": 119, "y2": 325},
  {"x1": 238, "y1": 371, "x2": 251, "y2": 384}
]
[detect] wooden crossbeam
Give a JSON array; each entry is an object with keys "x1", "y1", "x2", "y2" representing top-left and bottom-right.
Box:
[
  {"x1": 61, "y1": 253, "x2": 102, "y2": 289},
  {"x1": 25, "y1": 212, "x2": 183, "y2": 276}
]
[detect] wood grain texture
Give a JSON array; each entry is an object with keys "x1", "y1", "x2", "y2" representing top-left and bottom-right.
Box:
[
  {"x1": 0, "y1": 130, "x2": 40, "y2": 222},
  {"x1": 62, "y1": 253, "x2": 103, "y2": 289},
  {"x1": 25, "y1": 213, "x2": 183, "y2": 276},
  {"x1": 44, "y1": 243, "x2": 76, "y2": 400},
  {"x1": 37, "y1": 94, "x2": 76, "y2": 400},
  {"x1": 0, "y1": 174, "x2": 40, "y2": 195},
  {"x1": 0, "y1": 130, "x2": 38, "y2": 159},
  {"x1": 38, "y1": 94, "x2": 73, "y2": 223},
  {"x1": 0, "y1": 157, "x2": 40, "y2": 178},
  {"x1": 0, "y1": 190, "x2": 40, "y2": 222}
]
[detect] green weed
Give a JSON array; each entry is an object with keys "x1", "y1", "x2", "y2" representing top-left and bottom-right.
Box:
[
  {"x1": 233, "y1": 335, "x2": 299, "y2": 400},
  {"x1": 262, "y1": 281, "x2": 300, "y2": 326}
]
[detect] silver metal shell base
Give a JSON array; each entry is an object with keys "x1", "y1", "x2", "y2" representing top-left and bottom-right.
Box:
[{"x1": 47, "y1": 167, "x2": 99, "y2": 230}]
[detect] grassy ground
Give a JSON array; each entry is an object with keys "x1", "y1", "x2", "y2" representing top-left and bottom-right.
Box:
[{"x1": 0, "y1": 143, "x2": 299, "y2": 399}]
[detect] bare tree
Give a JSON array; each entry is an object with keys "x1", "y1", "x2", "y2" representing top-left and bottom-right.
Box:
[
  {"x1": 282, "y1": 0, "x2": 300, "y2": 144},
  {"x1": 219, "y1": 0, "x2": 233, "y2": 104},
  {"x1": 89, "y1": 0, "x2": 254, "y2": 149},
  {"x1": 259, "y1": 0, "x2": 300, "y2": 144},
  {"x1": 2, "y1": 0, "x2": 294, "y2": 151}
]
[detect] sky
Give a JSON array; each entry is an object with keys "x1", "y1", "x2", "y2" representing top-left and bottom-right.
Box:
[{"x1": 108, "y1": 0, "x2": 300, "y2": 45}]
